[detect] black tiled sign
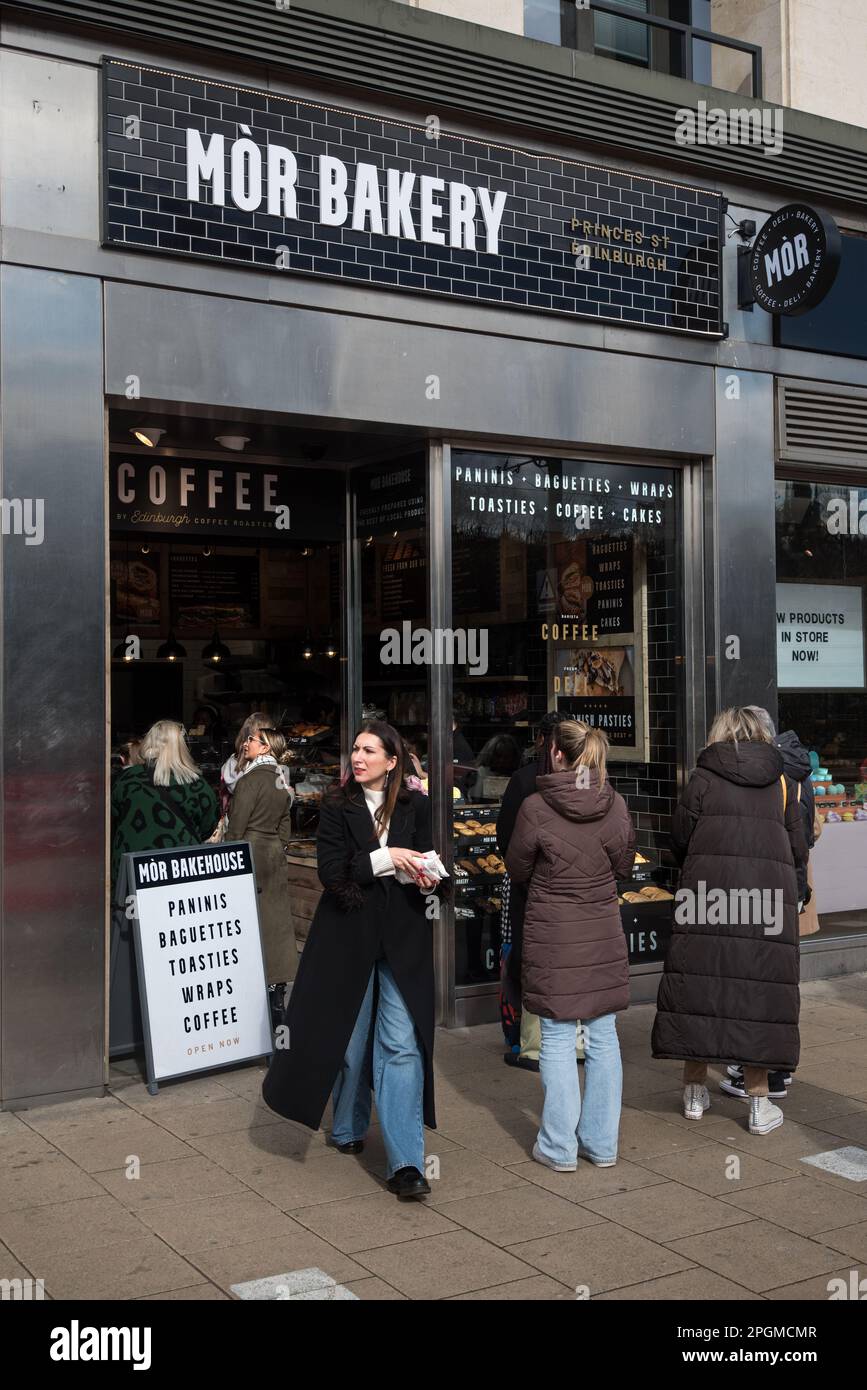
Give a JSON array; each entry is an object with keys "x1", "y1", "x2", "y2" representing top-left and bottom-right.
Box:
[{"x1": 102, "y1": 58, "x2": 724, "y2": 338}]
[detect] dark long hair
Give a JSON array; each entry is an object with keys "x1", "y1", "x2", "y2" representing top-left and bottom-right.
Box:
[{"x1": 331, "y1": 720, "x2": 410, "y2": 834}]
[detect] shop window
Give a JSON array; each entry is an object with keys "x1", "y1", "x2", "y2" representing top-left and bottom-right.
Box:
[
  {"x1": 353, "y1": 454, "x2": 430, "y2": 758},
  {"x1": 776, "y1": 479, "x2": 867, "y2": 939},
  {"x1": 450, "y1": 450, "x2": 683, "y2": 985}
]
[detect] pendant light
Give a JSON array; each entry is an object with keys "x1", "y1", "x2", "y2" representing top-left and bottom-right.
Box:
[
  {"x1": 302, "y1": 630, "x2": 314, "y2": 661},
  {"x1": 157, "y1": 630, "x2": 186, "y2": 662},
  {"x1": 203, "y1": 628, "x2": 231, "y2": 664},
  {"x1": 113, "y1": 635, "x2": 138, "y2": 662},
  {"x1": 324, "y1": 629, "x2": 337, "y2": 659}
]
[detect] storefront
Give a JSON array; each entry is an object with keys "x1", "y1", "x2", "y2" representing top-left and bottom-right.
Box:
[{"x1": 3, "y1": 1, "x2": 867, "y2": 1105}]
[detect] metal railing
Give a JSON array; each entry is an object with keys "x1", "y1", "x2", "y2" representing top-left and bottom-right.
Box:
[{"x1": 582, "y1": 1, "x2": 763, "y2": 99}]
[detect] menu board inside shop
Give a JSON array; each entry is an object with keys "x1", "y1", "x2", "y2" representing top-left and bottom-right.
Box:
[
  {"x1": 453, "y1": 535, "x2": 502, "y2": 616},
  {"x1": 170, "y1": 551, "x2": 260, "y2": 630},
  {"x1": 380, "y1": 538, "x2": 427, "y2": 623},
  {"x1": 355, "y1": 459, "x2": 426, "y2": 538}
]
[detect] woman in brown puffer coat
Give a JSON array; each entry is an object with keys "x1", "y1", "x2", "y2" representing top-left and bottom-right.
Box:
[
  {"x1": 506, "y1": 720, "x2": 635, "y2": 1173},
  {"x1": 651, "y1": 706, "x2": 807, "y2": 1138}
]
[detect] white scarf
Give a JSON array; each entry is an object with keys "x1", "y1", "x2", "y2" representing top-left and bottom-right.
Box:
[{"x1": 236, "y1": 752, "x2": 294, "y2": 798}]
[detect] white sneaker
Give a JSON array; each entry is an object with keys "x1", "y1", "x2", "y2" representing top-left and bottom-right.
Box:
[
  {"x1": 749, "y1": 1097, "x2": 784, "y2": 1135},
  {"x1": 577, "y1": 1148, "x2": 617, "y2": 1168},
  {"x1": 683, "y1": 1084, "x2": 710, "y2": 1120},
  {"x1": 532, "y1": 1141, "x2": 577, "y2": 1173}
]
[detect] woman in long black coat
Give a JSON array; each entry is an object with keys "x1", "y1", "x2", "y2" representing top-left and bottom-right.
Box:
[
  {"x1": 651, "y1": 706, "x2": 807, "y2": 1137},
  {"x1": 262, "y1": 721, "x2": 441, "y2": 1201}
]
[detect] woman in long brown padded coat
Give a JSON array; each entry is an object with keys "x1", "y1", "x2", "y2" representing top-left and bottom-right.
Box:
[
  {"x1": 651, "y1": 706, "x2": 807, "y2": 1138},
  {"x1": 225, "y1": 721, "x2": 297, "y2": 1012},
  {"x1": 506, "y1": 720, "x2": 635, "y2": 1173}
]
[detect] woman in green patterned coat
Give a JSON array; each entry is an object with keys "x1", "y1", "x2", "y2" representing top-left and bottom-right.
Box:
[{"x1": 110, "y1": 720, "x2": 219, "y2": 887}]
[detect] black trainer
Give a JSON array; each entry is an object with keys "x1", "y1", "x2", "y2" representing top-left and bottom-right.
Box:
[{"x1": 720, "y1": 1068, "x2": 787, "y2": 1100}]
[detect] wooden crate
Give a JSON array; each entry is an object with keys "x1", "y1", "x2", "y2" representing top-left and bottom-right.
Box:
[{"x1": 285, "y1": 855, "x2": 322, "y2": 946}]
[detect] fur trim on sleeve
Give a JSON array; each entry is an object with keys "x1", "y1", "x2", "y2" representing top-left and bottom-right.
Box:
[{"x1": 330, "y1": 876, "x2": 365, "y2": 912}]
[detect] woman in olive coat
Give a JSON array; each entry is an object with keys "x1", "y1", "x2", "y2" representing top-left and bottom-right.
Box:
[
  {"x1": 225, "y1": 722, "x2": 296, "y2": 988},
  {"x1": 262, "y1": 721, "x2": 443, "y2": 1200}
]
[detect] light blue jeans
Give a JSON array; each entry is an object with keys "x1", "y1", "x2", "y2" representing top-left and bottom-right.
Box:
[
  {"x1": 331, "y1": 962, "x2": 425, "y2": 1178},
  {"x1": 537, "y1": 1012, "x2": 622, "y2": 1166}
]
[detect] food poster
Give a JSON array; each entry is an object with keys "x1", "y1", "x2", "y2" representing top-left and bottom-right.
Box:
[
  {"x1": 112, "y1": 549, "x2": 162, "y2": 626},
  {"x1": 544, "y1": 542, "x2": 649, "y2": 760},
  {"x1": 546, "y1": 537, "x2": 634, "y2": 633}
]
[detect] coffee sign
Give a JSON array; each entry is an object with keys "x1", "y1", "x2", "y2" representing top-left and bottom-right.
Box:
[{"x1": 749, "y1": 204, "x2": 841, "y2": 316}]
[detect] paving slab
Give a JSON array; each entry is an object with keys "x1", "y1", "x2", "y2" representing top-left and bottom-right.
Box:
[
  {"x1": 718, "y1": 1175, "x2": 867, "y2": 1236},
  {"x1": 434, "y1": 1183, "x2": 606, "y2": 1245},
  {"x1": 291, "y1": 1191, "x2": 458, "y2": 1253},
  {"x1": 190, "y1": 1232, "x2": 367, "y2": 1292},
  {"x1": 133, "y1": 1191, "x2": 304, "y2": 1254},
  {"x1": 506, "y1": 1156, "x2": 668, "y2": 1202},
  {"x1": 636, "y1": 1144, "x2": 794, "y2": 1196},
  {"x1": 581, "y1": 1181, "x2": 755, "y2": 1242},
  {"x1": 94, "y1": 1154, "x2": 249, "y2": 1208},
  {"x1": 507, "y1": 1222, "x2": 694, "y2": 1295},
  {"x1": 39, "y1": 1234, "x2": 203, "y2": 1301},
  {"x1": 666, "y1": 1220, "x2": 845, "y2": 1294},
  {"x1": 353, "y1": 1229, "x2": 535, "y2": 1300},
  {"x1": 450, "y1": 1274, "x2": 575, "y2": 1300},
  {"x1": 0, "y1": 1195, "x2": 149, "y2": 1267}
]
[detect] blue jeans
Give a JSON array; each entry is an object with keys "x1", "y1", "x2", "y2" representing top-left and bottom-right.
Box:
[
  {"x1": 331, "y1": 962, "x2": 425, "y2": 1178},
  {"x1": 537, "y1": 1013, "x2": 622, "y2": 1166}
]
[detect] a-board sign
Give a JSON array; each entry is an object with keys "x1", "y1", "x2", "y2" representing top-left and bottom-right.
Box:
[{"x1": 123, "y1": 842, "x2": 272, "y2": 1087}]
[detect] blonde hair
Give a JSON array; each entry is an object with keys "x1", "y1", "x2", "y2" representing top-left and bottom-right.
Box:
[
  {"x1": 706, "y1": 706, "x2": 774, "y2": 747},
  {"x1": 252, "y1": 721, "x2": 289, "y2": 764},
  {"x1": 140, "y1": 720, "x2": 201, "y2": 786},
  {"x1": 234, "y1": 714, "x2": 259, "y2": 768},
  {"x1": 552, "y1": 719, "x2": 609, "y2": 787}
]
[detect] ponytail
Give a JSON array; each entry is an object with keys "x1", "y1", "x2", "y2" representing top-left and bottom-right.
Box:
[{"x1": 552, "y1": 719, "x2": 609, "y2": 787}]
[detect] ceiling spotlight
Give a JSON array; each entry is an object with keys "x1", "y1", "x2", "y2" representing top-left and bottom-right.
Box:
[
  {"x1": 132, "y1": 427, "x2": 165, "y2": 448},
  {"x1": 215, "y1": 435, "x2": 250, "y2": 452},
  {"x1": 203, "y1": 628, "x2": 231, "y2": 664},
  {"x1": 156, "y1": 630, "x2": 186, "y2": 662}
]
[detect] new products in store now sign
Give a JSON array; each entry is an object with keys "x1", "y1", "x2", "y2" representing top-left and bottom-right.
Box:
[
  {"x1": 123, "y1": 843, "x2": 272, "y2": 1085},
  {"x1": 776, "y1": 582, "x2": 865, "y2": 689}
]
